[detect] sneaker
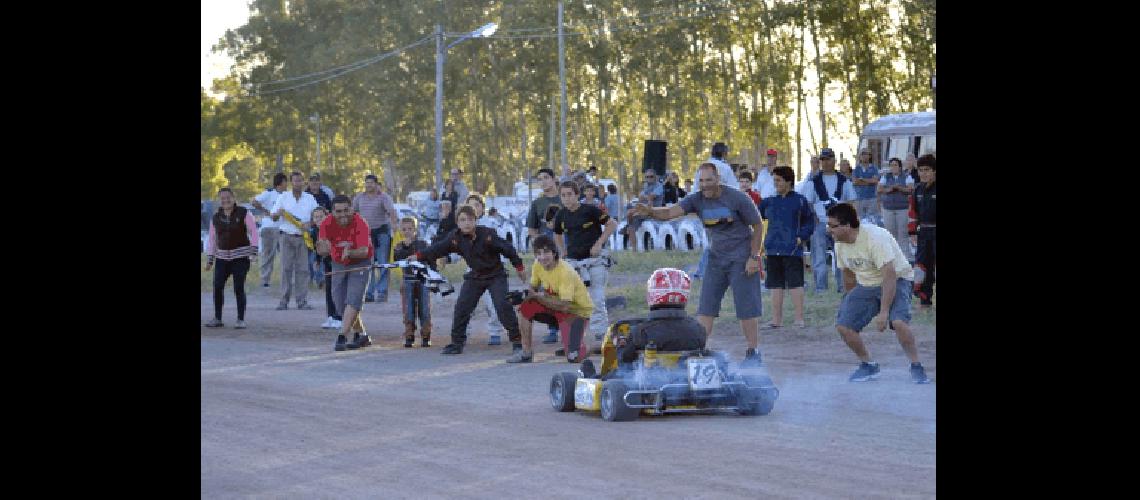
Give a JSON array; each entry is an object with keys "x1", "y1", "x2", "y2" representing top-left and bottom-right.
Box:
[
  {"x1": 743, "y1": 348, "x2": 762, "y2": 366},
  {"x1": 542, "y1": 332, "x2": 559, "y2": 344},
  {"x1": 234, "y1": 320, "x2": 246, "y2": 329},
  {"x1": 554, "y1": 348, "x2": 566, "y2": 356},
  {"x1": 578, "y1": 360, "x2": 597, "y2": 378},
  {"x1": 848, "y1": 362, "x2": 881, "y2": 382},
  {"x1": 349, "y1": 333, "x2": 372, "y2": 349},
  {"x1": 512, "y1": 344, "x2": 523, "y2": 354},
  {"x1": 204, "y1": 318, "x2": 224, "y2": 328},
  {"x1": 421, "y1": 339, "x2": 432, "y2": 347},
  {"x1": 329, "y1": 319, "x2": 343, "y2": 329},
  {"x1": 441, "y1": 343, "x2": 464, "y2": 355},
  {"x1": 506, "y1": 350, "x2": 533, "y2": 363},
  {"x1": 910, "y1": 363, "x2": 931, "y2": 384},
  {"x1": 404, "y1": 338, "x2": 415, "y2": 348},
  {"x1": 365, "y1": 296, "x2": 376, "y2": 303},
  {"x1": 321, "y1": 317, "x2": 334, "y2": 329},
  {"x1": 334, "y1": 335, "x2": 348, "y2": 351},
  {"x1": 276, "y1": 303, "x2": 289, "y2": 311},
  {"x1": 262, "y1": 283, "x2": 270, "y2": 288},
  {"x1": 297, "y1": 302, "x2": 314, "y2": 310},
  {"x1": 566, "y1": 351, "x2": 580, "y2": 363},
  {"x1": 594, "y1": 332, "x2": 603, "y2": 341},
  {"x1": 487, "y1": 336, "x2": 502, "y2": 346}
]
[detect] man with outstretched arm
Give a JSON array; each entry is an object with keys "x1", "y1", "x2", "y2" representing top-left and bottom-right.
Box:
[{"x1": 628, "y1": 163, "x2": 767, "y2": 365}]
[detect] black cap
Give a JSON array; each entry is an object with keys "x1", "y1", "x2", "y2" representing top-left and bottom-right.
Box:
[{"x1": 820, "y1": 148, "x2": 836, "y2": 159}]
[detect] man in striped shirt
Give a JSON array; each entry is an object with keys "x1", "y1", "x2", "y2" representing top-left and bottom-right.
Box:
[{"x1": 353, "y1": 174, "x2": 399, "y2": 303}]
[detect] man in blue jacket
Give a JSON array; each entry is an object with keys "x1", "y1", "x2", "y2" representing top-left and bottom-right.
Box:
[{"x1": 759, "y1": 166, "x2": 816, "y2": 328}]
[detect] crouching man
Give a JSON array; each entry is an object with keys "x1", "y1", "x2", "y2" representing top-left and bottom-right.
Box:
[
  {"x1": 508, "y1": 235, "x2": 594, "y2": 364},
  {"x1": 408, "y1": 205, "x2": 527, "y2": 356}
]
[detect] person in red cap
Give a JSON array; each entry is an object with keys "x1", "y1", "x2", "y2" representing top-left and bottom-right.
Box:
[{"x1": 755, "y1": 149, "x2": 778, "y2": 199}]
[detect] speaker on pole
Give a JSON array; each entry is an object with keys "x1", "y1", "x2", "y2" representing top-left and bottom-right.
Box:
[{"x1": 642, "y1": 140, "x2": 667, "y2": 177}]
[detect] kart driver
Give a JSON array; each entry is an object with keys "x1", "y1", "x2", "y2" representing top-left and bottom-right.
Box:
[{"x1": 591, "y1": 268, "x2": 706, "y2": 378}]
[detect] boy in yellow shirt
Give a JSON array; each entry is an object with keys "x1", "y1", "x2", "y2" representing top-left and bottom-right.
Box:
[{"x1": 508, "y1": 235, "x2": 594, "y2": 363}]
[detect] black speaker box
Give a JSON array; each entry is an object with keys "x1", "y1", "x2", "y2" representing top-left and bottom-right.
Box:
[{"x1": 642, "y1": 140, "x2": 667, "y2": 177}]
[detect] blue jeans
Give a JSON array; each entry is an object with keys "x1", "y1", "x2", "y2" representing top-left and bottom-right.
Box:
[
  {"x1": 402, "y1": 281, "x2": 431, "y2": 326},
  {"x1": 810, "y1": 221, "x2": 834, "y2": 293},
  {"x1": 307, "y1": 249, "x2": 323, "y2": 284},
  {"x1": 367, "y1": 226, "x2": 392, "y2": 299}
]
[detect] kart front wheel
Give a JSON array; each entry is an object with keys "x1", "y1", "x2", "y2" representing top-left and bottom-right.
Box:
[
  {"x1": 600, "y1": 381, "x2": 639, "y2": 421},
  {"x1": 738, "y1": 387, "x2": 778, "y2": 416},
  {"x1": 550, "y1": 372, "x2": 577, "y2": 412}
]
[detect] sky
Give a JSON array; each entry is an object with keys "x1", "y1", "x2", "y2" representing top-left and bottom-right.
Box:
[{"x1": 202, "y1": 0, "x2": 251, "y2": 96}]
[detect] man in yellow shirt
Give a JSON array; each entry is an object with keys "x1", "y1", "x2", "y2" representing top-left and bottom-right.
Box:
[
  {"x1": 826, "y1": 203, "x2": 930, "y2": 384},
  {"x1": 508, "y1": 235, "x2": 594, "y2": 363}
]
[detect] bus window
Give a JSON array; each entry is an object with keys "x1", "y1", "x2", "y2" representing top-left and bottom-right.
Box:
[
  {"x1": 887, "y1": 136, "x2": 909, "y2": 163},
  {"x1": 863, "y1": 138, "x2": 885, "y2": 166},
  {"x1": 918, "y1": 135, "x2": 936, "y2": 156}
]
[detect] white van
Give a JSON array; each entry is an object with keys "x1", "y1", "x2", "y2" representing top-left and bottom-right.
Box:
[{"x1": 858, "y1": 111, "x2": 936, "y2": 167}]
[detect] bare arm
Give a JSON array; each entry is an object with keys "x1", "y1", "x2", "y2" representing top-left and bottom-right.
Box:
[
  {"x1": 532, "y1": 291, "x2": 572, "y2": 312},
  {"x1": 878, "y1": 262, "x2": 897, "y2": 315},
  {"x1": 627, "y1": 203, "x2": 684, "y2": 221}
]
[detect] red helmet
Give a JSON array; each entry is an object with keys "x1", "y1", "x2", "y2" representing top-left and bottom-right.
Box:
[{"x1": 646, "y1": 268, "x2": 691, "y2": 307}]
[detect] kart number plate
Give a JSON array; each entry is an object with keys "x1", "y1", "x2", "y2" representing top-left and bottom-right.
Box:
[{"x1": 687, "y1": 358, "x2": 722, "y2": 389}]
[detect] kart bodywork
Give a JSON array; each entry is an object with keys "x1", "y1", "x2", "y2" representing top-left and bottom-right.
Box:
[{"x1": 549, "y1": 318, "x2": 779, "y2": 421}]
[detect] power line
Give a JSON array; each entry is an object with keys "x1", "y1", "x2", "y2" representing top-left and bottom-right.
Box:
[{"x1": 251, "y1": 36, "x2": 433, "y2": 95}]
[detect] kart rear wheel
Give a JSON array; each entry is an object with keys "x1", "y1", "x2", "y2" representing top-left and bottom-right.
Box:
[
  {"x1": 600, "y1": 381, "x2": 639, "y2": 421},
  {"x1": 550, "y1": 372, "x2": 577, "y2": 412}
]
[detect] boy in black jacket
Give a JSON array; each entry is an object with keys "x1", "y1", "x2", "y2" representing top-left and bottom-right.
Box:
[
  {"x1": 393, "y1": 217, "x2": 434, "y2": 347},
  {"x1": 410, "y1": 205, "x2": 528, "y2": 357}
]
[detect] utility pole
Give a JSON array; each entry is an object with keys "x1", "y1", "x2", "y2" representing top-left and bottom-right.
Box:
[
  {"x1": 434, "y1": 24, "x2": 444, "y2": 192},
  {"x1": 313, "y1": 112, "x2": 321, "y2": 171},
  {"x1": 548, "y1": 95, "x2": 555, "y2": 171},
  {"x1": 558, "y1": 0, "x2": 568, "y2": 178}
]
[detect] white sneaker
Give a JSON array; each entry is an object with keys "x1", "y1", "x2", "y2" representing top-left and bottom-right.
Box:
[
  {"x1": 329, "y1": 319, "x2": 343, "y2": 329},
  {"x1": 321, "y1": 316, "x2": 334, "y2": 329}
]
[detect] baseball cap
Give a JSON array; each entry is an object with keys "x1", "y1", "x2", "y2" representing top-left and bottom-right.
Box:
[
  {"x1": 766, "y1": 149, "x2": 778, "y2": 156},
  {"x1": 820, "y1": 148, "x2": 836, "y2": 159},
  {"x1": 309, "y1": 173, "x2": 321, "y2": 180}
]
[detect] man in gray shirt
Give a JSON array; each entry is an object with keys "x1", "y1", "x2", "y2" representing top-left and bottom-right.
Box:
[{"x1": 628, "y1": 163, "x2": 767, "y2": 365}]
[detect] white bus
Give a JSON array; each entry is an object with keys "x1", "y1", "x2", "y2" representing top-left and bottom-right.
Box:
[{"x1": 858, "y1": 111, "x2": 936, "y2": 167}]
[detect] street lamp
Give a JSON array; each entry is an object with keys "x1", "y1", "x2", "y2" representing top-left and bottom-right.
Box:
[
  {"x1": 434, "y1": 22, "x2": 498, "y2": 191},
  {"x1": 310, "y1": 112, "x2": 321, "y2": 171}
]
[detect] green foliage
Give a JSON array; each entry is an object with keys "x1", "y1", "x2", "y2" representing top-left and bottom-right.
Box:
[{"x1": 203, "y1": 0, "x2": 936, "y2": 199}]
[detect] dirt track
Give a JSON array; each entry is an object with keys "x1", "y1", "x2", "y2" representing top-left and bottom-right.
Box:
[{"x1": 202, "y1": 284, "x2": 935, "y2": 498}]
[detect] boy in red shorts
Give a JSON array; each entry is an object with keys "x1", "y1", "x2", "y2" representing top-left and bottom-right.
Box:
[{"x1": 507, "y1": 235, "x2": 594, "y2": 363}]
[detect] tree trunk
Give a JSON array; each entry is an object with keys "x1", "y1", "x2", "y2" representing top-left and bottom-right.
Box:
[
  {"x1": 809, "y1": 6, "x2": 827, "y2": 147},
  {"x1": 796, "y1": 19, "x2": 805, "y2": 179}
]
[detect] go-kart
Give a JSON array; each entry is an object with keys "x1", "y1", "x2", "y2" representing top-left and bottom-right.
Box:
[{"x1": 549, "y1": 318, "x2": 779, "y2": 421}]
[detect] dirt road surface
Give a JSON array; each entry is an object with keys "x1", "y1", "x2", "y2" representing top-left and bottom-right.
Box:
[{"x1": 202, "y1": 287, "x2": 935, "y2": 498}]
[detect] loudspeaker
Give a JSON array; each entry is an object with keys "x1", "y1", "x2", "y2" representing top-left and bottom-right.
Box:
[{"x1": 642, "y1": 140, "x2": 667, "y2": 177}]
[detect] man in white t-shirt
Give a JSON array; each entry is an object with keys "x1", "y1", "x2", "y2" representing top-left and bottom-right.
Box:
[
  {"x1": 251, "y1": 172, "x2": 288, "y2": 288},
  {"x1": 825, "y1": 203, "x2": 930, "y2": 384}
]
